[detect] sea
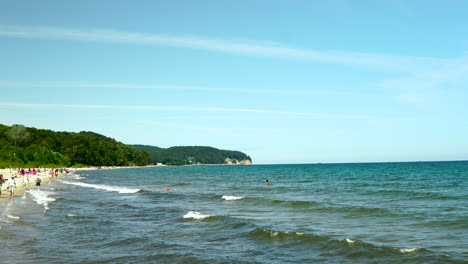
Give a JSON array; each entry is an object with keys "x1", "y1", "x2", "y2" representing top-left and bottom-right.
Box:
[{"x1": 0, "y1": 162, "x2": 466, "y2": 264}]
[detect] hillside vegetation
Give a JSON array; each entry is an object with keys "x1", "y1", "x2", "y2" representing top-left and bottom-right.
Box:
[
  {"x1": 0, "y1": 124, "x2": 151, "y2": 168},
  {"x1": 131, "y1": 145, "x2": 252, "y2": 165},
  {"x1": 0, "y1": 124, "x2": 252, "y2": 168}
]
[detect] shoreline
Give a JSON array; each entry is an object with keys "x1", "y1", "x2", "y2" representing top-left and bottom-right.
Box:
[
  {"x1": 0, "y1": 163, "x2": 254, "y2": 200},
  {"x1": 0, "y1": 168, "x2": 98, "y2": 202}
]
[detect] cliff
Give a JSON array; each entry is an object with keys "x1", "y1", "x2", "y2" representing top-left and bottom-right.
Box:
[{"x1": 131, "y1": 145, "x2": 252, "y2": 165}]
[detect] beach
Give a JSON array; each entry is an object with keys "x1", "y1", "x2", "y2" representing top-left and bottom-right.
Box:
[
  {"x1": 0, "y1": 165, "x2": 163, "y2": 200},
  {"x1": 0, "y1": 168, "x2": 94, "y2": 201}
]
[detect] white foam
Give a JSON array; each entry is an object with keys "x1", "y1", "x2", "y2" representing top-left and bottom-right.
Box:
[
  {"x1": 345, "y1": 238, "x2": 356, "y2": 244},
  {"x1": 60, "y1": 180, "x2": 140, "y2": 194},
  {"x1": 73, "y1": 175, "x2": 85, "y2": 180},
  {"x1": 28, "y1": 190, "x2": 56, "y2": 211},
  {"x1": 6, "y1": 214, "x2": 20, "y2": 220},
  {"x1": 400, "y1": 248, "x2": 418, "y2": 253},
  {"x1": 221, "y1": 195, "x2": 245, "y2": 201},
  {"x1": 183, "y1": 211, "x2": 212, "y2": 220},
  {"x1": 67, "y1": 214, "x2": 78, "y2": 217}
]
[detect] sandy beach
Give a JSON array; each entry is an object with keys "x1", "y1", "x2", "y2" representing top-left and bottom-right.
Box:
[
  {"x1": 0, "y1": 166, "x2": 158, "y2": 201},
  {"x1": 0, "y1": 168, "x2": 95, "y2": 202}
]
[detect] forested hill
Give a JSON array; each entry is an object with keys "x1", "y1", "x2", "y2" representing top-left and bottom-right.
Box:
[
  {"x1": 0, "y1": 124, "x2": 151, "y2": 168},
  {"x1": 130, "y1": 145, "x2": 252, "y2": 165},
  {"x1": 0, "y1": 124, "x2": 253, "y2": 168}
]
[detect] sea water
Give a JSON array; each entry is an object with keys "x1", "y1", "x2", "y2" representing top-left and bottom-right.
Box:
[{"x1": 0, "y1": 162, "x2": 466, "y2": 263}]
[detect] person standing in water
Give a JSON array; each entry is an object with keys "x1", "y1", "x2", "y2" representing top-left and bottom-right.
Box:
[
  {"x1": 265, "y1": 179, "x2": 271, "y2": 186},
  {"x1": 36, "y1": 177, "x2": 42, "y2": 190},
  {"x1": 9, "y1": 176, "x2": 16, "y2": 197},
  {"x1": 0, "y1": 174, "x2": 5, "y2": 196},
  {"x1": 23, "y1": 175, "x2": 29, "y2": 188}
]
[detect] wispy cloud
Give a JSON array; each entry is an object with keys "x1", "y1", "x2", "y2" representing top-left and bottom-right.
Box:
[
  {"x1": 0, "y1": 80, "x2": 374, "y2": 98},
  {"x1": 0, "y1": 101, "x2": 411, "y2": 121},
  {"x1": 0, "y1": 80, "x2": 273, "y2": 93},
  {"x1": 376, "y1": 55, "x2": 468, "y2": 106},
  {"x1": 0, "y1": 24, "x2": 465, "y2": 107},
  {"x1": 0, "y1": 25, "x2": 445, "y2": 73}
]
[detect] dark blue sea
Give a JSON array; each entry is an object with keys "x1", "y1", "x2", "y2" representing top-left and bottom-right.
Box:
[{"x1": 0, "y1": 162, "x2": 467, "y2": 263}]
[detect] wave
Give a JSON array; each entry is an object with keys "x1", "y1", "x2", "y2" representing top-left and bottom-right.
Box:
[
  {"x1": 399, "y1": 248, "x2": 420, "y2": 253},
  {"x1": 271, "y1": 199, "x2": 321, "y2": 208},
  {"x1": 412, "y1": 218, "x2": 468, "y2": 229},
  {"x1": 183, "y1": 211, "x2": 214, "y2": 220},
  {"x1": 27, "y1": 189, "x2": 57, "y2": 211},
  {"x1": 246, "y1": 228, "x2": 318, "y2": 243},
  {"x1": 72, "y1": 174, "x2": 85, "y2": 180},
  {"x1": 221, "y1": 195, "x2": 245, "y2": 201},
  {"x1": 59, "y1": 180, "x2": 141, "y2": 193},
  {"x1": 369, "y1": 188, "x2": 462, "y2": 201},
  {"x1": 6, "y1": 214, "x2": 20, "y2": 220},
  {"x1": 267, "y1": 198, "x2": 391, "y2": 216},
  {"x1": 244, "y1": 227, "x2": 443, "y2": 262}
]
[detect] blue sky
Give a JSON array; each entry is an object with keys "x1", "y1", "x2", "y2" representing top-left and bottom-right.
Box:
[{"x1": 1, "y1": 0, "x2": 468, "y2": 164}]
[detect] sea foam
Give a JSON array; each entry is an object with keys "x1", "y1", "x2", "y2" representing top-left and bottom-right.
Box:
[
  {"x1": 221, "y1": 195, "x2": 245, "y2": 201},
  {"x1": 6, "y1": 214, "x2": 20, "y2": 220},
  {"x1": 60, "y1": 180, "x2": 140, "y2": 194},
  {"x1": 183, "y1": 211, "x2": 212, "y2": 220},
  {"x1": 73, "y1": 174, "x2": 85, "y2": 180},
  {"x1": 28, "y1": 190, "x2": 57, "y2": 211},
  {"x1": 400, "y1": 248, "x2": 419, "y2": 253}
]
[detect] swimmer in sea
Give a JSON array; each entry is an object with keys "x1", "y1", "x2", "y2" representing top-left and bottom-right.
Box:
[{"x1": 265, "y1": 179, "x2": 271, "y2": 186}]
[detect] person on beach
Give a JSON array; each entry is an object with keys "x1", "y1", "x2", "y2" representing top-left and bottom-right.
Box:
[
  {"x1": 0, "y1": 174, "x2": 5, "y2": 196},
  {"x1": 35, "y1": 177, "x2": 41, "y2": 190},
  {"x1": 265, "y1": 179, "x2": 271, "y2": 186},
  {"x1": 23, "y1": 175, "x2": 29, "y2": 188},
  {"x1": 9, "y1": 177, "x2": 16, "y2": 197}
]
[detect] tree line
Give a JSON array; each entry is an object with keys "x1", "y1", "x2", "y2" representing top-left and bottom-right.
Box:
[
  {"x1": 0, "y1": 124, "x2": 252, "y2": 168},
  {"x1": 0, "y1": 124, "x2": 150, "y2": 168}
]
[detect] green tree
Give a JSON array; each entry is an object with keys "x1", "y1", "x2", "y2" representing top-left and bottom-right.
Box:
[{"x1": 5, "y1": 124, "x2": 30, "y2": 147}]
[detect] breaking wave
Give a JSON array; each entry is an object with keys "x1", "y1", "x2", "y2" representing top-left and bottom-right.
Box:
[{"x1": 60, "y1": 180, "x2": 141, "y2": 193}]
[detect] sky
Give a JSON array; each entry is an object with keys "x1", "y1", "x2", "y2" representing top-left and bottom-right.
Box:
[{"x1": 1, "y1": 0, "x2": 468, "y2": 164}]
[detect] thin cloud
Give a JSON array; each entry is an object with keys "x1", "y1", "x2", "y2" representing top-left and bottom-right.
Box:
[
  {"x1": 376, "y1": 55, "x2": 468, "y2": 107},
  {"x1": 0, "y1": 101, "x2": 410, "y2": 121},
  {"x1": 0, "y1": 25, "x2": 445, "y2": 73},
  {"x1": 0, "y1": 80, "x2": 276, "y2": 93},
  {"x1": 0, "y1": 80, "x2": 374, "y2": 98},
  {"x1": 1, "y1": 25, "x2": 463, "y2": 107}
]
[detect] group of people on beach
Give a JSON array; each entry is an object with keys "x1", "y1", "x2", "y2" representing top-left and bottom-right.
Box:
[
  {"x1": 0, "y1": 168, "x2": 69, "y2": 198},
  {"x1": 0, "y1": 173, "x2": 22, "y2": 197}
]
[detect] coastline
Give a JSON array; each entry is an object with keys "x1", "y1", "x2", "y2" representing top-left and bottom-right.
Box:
[
  {"x1": 0, "y1": 167, "x2": 98, "y2": 202},
  {"x1": 0, "y1": 163, "x2": 252, "y2": 201}
]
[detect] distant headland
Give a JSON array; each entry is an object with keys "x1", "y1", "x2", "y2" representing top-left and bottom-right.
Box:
[{"x1": 0, "y1": 124, "x2": 252, "y2": 168}]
